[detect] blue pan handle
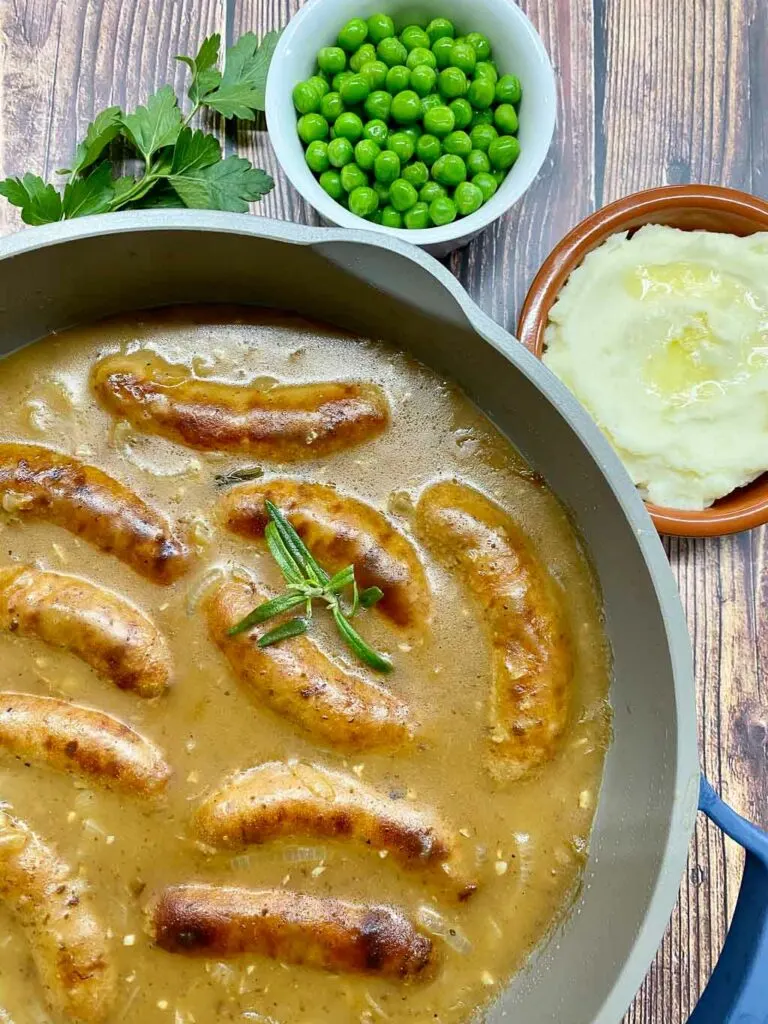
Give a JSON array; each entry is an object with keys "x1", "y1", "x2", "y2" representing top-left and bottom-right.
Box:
[{"x1": 689, "y1": 776, "x2": 768, "y2": 1022}]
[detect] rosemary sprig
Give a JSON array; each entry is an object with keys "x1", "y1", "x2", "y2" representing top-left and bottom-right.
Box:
[{"x1": 228, "y1": 500, "x2": 390, "y2": 672}]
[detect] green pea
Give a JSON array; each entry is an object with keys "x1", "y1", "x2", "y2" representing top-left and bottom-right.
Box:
[
  {"x1": 377, "y1": 37, "x2": 408, "y2": 67},
  {"x1": 349, "y1": 43, "x2": 377, "y2": 72},
  {"x1": 385, "y1": 64, "x2": 411, "y2": 92},
  {"x1": 372, "y1": 180, "x2": 391, "y2": 204},
  {"x1": 363, "y1": 118, "x2": 389, "y2": 144},
  {"x1": 406, "y1": 46, "x2": 436, "y2": 70},
  {"x1": 368, "y1": 209, "x2": 384, "y2": 223},
  {"x1": 472, "y1": 171, "x2": 498, "y2": 201},
  {"x1": 467, "y1": 75, "x2": 495, "y2": 110},
  {"x1": 374, "y1": 149, "x2": 401, "y2": 183},
  {"x1": 340, "y1": 162, "x2": 368, "y2": 192},
  {"x1": 494, "y1": 103, "x2": 519, "y2": 135},
  {"x1": 391, "y1": 90, "x2": 422, "y2": 124},
  {"x1": 338, "y1": 18, "x2": 368, "y2": 53},
  {"x1": 450, "y1": 42, "x2": 476, "y2": 75},
  {"x1": 467, "y1": 148, "x2": 491, "y2": 176},
  {"x1": 402, "y1": 160, "x2": 429, "y2": 188},
  {"x1": 443, "y1": 130, "x2": 472, "y2": 157},
  {"x1": 367, "y1": 12, "x2": 395, "y2": 44},
  {"x1": 429, "y1": 195, "x2": 457, "y2": 225},
  {"x1": 360, "y1": 59, "x2": 388, "y2": 89},
  {"x1": 404, "y1": 201, "x2": 431, "y2": 229},
  {"x1": 419, "y1": 180, "x2": 446, "y2": 203},
  {"x1": 334, "y1": 111, "x2": 364, "y2": 142},
  {"x1": 410, "y1": 64, "x2": 437, "y2": 96},
  {"x1": 465, "y1": 32, "x2": 491, "y2": 60},
  {"x1": 432, "y1": 153, "x2": 467, "y2": 187},
  {"x1": 493, "y1": 168, "x2": 507, "y2": 186},
  {"x1": 470, "y1": 123, "x2": 498, "y2": 151},
  {"x1": 317, "y1": 47, "x2": 347, "y2": 74},
  {"x1": 386, "y1": 131, "x2": 415, "y2": 163},
  {"x1": 488, "y1": 135, "x2": 521, "y2": 170},
  {"x1": 380, "y1": 205, "x2": 403, "y2": 228},
  {"x1": 454, "y1": 180, "x2": 484, "y2": 216},
  {"x1": 340, "y1": 73, "x2": 370, "y2": 106},
  {"x1": 401, "y1": 124, "x2": 423, "y2": 143},
  {"x1": 449, "y1": 98, "x2": 473, "y2": 129},
  {"x1": 319, "y1": 169, "x2": 344, "y2": 200},
  {"x1": 438, "y1": 66, "x2": 468, "y2": 99},
  {"x1": 354, "y1": 138, "x2": 380, "y2": 171},
  {"x1": 348, "y1": 184, "x2": 379, "y2": 217},
  {"x1": 327, "y1": 136, "x2": 354, "y2": 167},
  {"x1": 423, "y1": 105, "x2": 455, "y2": 138},
  {"x1": 308, "y1": 75, "x2": 330, "y2": 98},
  {"x1": 432, "y1": 37, "x2": 454, "y2": 69},
  {"x1": 332, "y1": 70, "x2": 353, "y2": 93},
  {"x1": 400, "y1": 25, "x2": 430, "y2": 51},
  {"x1": 305, "y1": 140, "x2": 330, "y2": 173},
  {"x1": 474, "y1": 61, "x2": 498, "y2": 84},
  {"x1": 297, "y1": 113, "x2": 329, "y2": 144},
  {"x1": 364, "y1": 89, "x2": 392, "y2": 120},
  {"x1": 470, "y1": 108, "x2": 494, "y2": 127},
  {"x1": 421, "y1": 93, "x2": 443, "y2": 115},
  {"x1": 389, "y1": 178, "x2": 419, "y2": 212},
  {"x1": 496, "y1": 74, "x2": 523, "y2": 105},
  {"x1": 293, "y1": 80, "x2": 322, "y2": 114},
  {"x1": 426, "y1": 17, "x2": 455, "y2": 43},
  {"x1": 416, "y1": 133, "x2": 442, "y2": 166}
]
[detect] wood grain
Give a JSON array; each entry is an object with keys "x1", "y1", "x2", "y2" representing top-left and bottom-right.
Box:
[{"x1": 0, "y1": 1, "x2": 766, "y2": 1022}]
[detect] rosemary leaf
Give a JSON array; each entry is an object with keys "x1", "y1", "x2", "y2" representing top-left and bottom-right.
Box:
[
  {"x1": 214, "y1": 465, "x2": 263, "y2": 488},
  {"x1": 265, "y1": 521, "x2": 304, "y2": 585},
  {"x1": 265, "y1": 499, "x2": 330, "y2": 585},
  {"x1": 360, "y1": 586, "x2": 385, "y2": 608},
  {"x1": 331, "y1": 606, "x2": 392, "y2": 674},
  {"x1": 227, "y1": 591, "x2": 307, "y2": 635},
  {"x1": 258, "y1": 616, "x2": 309, "y2": 648}
]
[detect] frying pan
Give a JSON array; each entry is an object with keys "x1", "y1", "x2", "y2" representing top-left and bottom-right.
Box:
[{"x1": 0, "y1": 212, "x2": 765, "y2": 1023}]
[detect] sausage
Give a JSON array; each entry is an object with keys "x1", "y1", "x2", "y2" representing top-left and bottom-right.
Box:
[
  {"x1": 219, "y1": 479, "x2": 430, "y2": 630},
  {"x1": 204, "y1": 579, "x2": 412, "y2": 751},
  {"x1": 91, "y1": 352, "x2": 390, "y2": 459},
  {"x1": 415, "y1": 481, "x2": 572, "y2": 782},
  {"x1": 0, "y1": 443, "x2": 191, "y2": 584},
  {"x1": 0, "y1": 566, "x2": 173, "y2": 697},
  {"x1": 0, "y1": 692, "x2": 171, "y2": 796},
  {"x1": 194, "y1": 761, "x2": 476, "y2": 899},
  {"x1": 149, "y1": 884, "x2": 434, "y2": 980},
  {"x1": 0, "y1": 809, "x2": 116, "y2": 1023}
]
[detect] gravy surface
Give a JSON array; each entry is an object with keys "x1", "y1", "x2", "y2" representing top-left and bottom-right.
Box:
[{"x1": 0, "y1": 308, "x2": 611, "y2": 1024}]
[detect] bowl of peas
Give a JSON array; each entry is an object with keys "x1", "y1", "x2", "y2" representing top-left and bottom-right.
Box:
[{"x1": 266, "y1": 0, "x2": 556, "y2": 256}]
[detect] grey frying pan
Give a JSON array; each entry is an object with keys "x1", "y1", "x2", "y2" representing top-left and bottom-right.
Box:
[{"x1": 0, "y1": 212, "x2": 765, "y2": 1022}]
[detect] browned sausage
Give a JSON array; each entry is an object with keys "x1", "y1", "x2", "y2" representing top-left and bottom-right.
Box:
[
  {"x1": 194, "y1": 761, "x2": 476, "y2": 899},
  {"x1": 149, "y1": 884, "x2": 434, "y2": 980},
  {"x1": 0, "y1": 566, "x2": 173, "y2": 697},
  {"x1": 91, "y1": 352, "x2": 390, "y2": 459},
  {"x1": 0, "y1": 443, "x2": 191, "y2": 584},
  {"x1": 219, "y1": 479, "x2": 430, "y2": 630},
  {"x1": 0, "y1": 692, "x2": 171, "y2": 796},
  {"x1": 415, "y1": 481, "x2": 572, "y2": 782},
  {"x1": 0, "y1": 809, "x2": 116, "y2": 1023},
  {"x1": 204, "y1": 579, "x2": 412, "y2": 751}
]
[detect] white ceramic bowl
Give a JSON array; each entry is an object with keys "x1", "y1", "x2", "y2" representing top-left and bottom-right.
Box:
[{"x1": 266, "y1": 0, "x2": 557, "y2": 256}]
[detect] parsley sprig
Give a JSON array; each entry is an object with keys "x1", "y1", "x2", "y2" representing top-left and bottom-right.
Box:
[
  {"x1": 0, "y1": 31, "x2": 280, "y2": 225},
  {"x1": 229, "y1": 501, "x2": 391, "y2": 673}
]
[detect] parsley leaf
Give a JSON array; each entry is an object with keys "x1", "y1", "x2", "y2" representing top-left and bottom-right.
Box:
[
  {"x1": 68, "y1": 107, "x2": 123, "y2": 178},
  {"x1": 62, "y1": 161, "x2": 115, "y2": 218},
  {"x1": 202, "y1": 30, "x2": 281, "y2": 119},
  {"x1": 177, "y1": 34, "x2": 222, "y2": 106},
  {"x1": 169, "y1": 155, "x2": 273, "y2": 212},
  {"x1": 170, "y1": 128, "x2": 221, "y2": 174},
  {"x1": 121, "y1": 86, "x2": 183, "y2": 163},
  {"x1": 0, "y1": 173, "x2": 63, "y2": 225},
  {"x1": 130, "y1": 182, "x2": 187, "y2": 209}
]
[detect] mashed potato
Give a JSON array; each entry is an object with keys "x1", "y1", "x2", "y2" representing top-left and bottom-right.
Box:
[{"x1": 543, "y1": 224, "x2": 768, "y2": 509}]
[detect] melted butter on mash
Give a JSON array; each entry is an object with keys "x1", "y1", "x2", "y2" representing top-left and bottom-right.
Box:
[{"x1": 543, "y1": 224, "x2": 768, "y2": 509}]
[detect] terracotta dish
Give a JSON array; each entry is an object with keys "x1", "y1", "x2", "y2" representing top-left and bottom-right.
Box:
[{"x1": 518, "y1": 184, "x2": 768, "y2": 537}]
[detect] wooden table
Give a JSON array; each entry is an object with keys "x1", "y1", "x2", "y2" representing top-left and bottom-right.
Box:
[{"x1": 0, "y1": 1, "x2": 765, "y2": 1020}]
